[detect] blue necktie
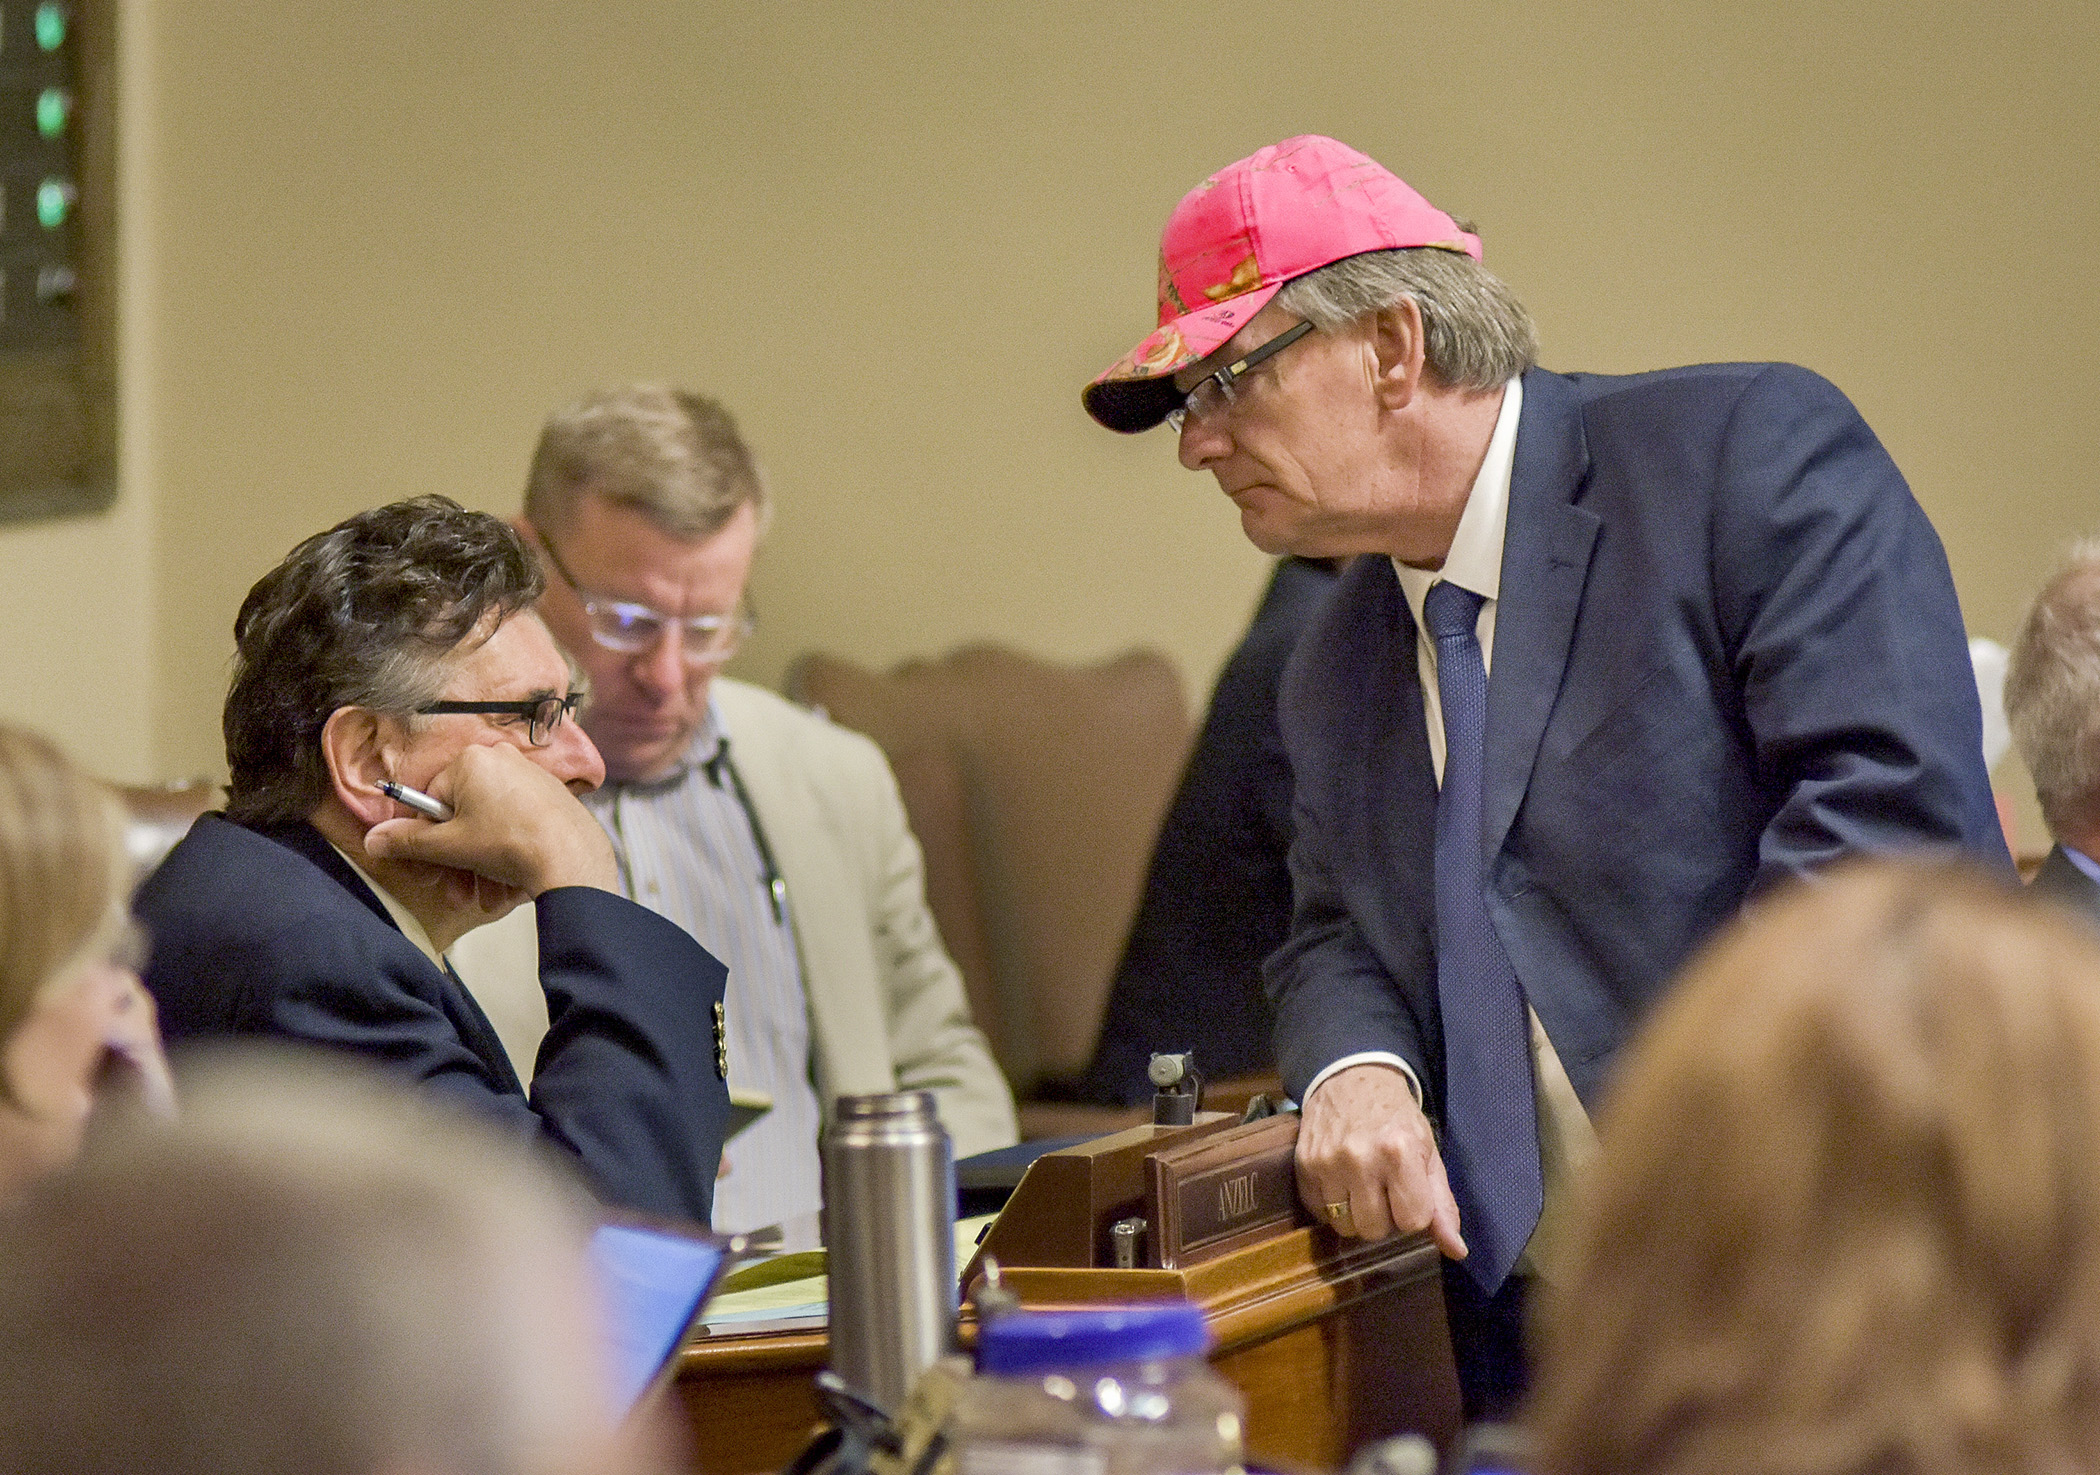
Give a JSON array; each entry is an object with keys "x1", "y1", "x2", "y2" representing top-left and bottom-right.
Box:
[{"x1": 1421, "y1": 580, "x2": 1542, "y2": 1293}]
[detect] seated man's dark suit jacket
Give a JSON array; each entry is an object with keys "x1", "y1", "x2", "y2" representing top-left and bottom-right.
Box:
[
  {"x1": 1269, "y1": 362, "x2": 2014, "y2": 1120},
  {"x1": 138, "y1": 814, "x2": 730, "y2": 1225}
]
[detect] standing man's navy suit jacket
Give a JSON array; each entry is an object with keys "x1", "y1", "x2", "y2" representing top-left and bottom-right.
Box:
[
  {"x1": 139, "y1": 814, "x2": 731, "y2": 1225},
  {"x1": 1268, "y1": 362, "x2": 2013, "y2": 1118}
]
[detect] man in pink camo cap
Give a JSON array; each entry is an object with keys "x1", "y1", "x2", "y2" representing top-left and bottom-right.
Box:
[{"x1": 1084, "y1": 134, "x2": 2010, "y2": 1414}]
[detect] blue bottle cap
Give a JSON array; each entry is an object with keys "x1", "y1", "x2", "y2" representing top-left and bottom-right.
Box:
[{"x1": 977, "y1": 1303, "x2": 1212, "y2": 1376}]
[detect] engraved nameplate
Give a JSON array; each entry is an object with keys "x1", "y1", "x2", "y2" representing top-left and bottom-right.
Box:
[
  {"x1": 1176, "y1": 1152, "x2": 1299, "y2": 1254},
  {"x1": 1143, "y1": 1113, "x2": 1311, "y2": 1269}
]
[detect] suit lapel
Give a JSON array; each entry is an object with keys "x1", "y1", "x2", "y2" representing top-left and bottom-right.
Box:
[
  {"x1": 1483, "y1": 370, "x2": 1601, "y2": 862},
  {"x1": 263, "y1": 820, "x2": 400, "y2": 931},
  {"x1": 258, "y1": 819, "x2": 522, "y2": 1092}
]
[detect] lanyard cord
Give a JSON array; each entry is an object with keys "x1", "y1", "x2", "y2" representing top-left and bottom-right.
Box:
[{"x1": 704, "y1": 738, "x2": 789, "y2": 926}]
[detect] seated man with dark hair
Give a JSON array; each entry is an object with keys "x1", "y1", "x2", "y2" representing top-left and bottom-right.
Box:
[{"x1": 137, "y1": 496, "x2": 729, "y2": 1225}]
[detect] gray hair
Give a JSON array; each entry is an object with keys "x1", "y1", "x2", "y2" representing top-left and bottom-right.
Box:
[
  {"x1": 525, "y1": 383, "x2": 769, "y2": 542},
  {"x1": 2007, "y1": 536, "x2": 2100, "y2": 838},
  {"x1": 0, "y1": 1053, "x2": 609, "y2": 1475},
  {"x1": 1273, "y1": 246, "x2": 1538, "y2": 391},
  {"x1": 222, "y1": 497, "x2": 545, "y2": 828}
]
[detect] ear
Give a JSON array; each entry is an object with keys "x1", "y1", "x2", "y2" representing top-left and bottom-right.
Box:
[
  {"x1": 1368, "y1": 298, "x2": 1428, "y2": 412},
  {"x1": 320, "y1": 706, "x2": 408, "y2": 829}
]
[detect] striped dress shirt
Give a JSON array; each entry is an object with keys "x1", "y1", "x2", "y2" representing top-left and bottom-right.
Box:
[{"x1": 585, "y1": 706, "x2": 823, "y2": 1236}]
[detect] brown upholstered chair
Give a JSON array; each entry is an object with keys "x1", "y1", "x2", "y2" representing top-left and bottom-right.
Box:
[{"x1": 787, "y1": 644, "x2": 1192, "y2": 1105}]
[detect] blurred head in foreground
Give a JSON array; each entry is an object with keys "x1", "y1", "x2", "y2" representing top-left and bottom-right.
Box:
[
  {"x1": 1530, "y1": 860, "x2": 2100, "y2": 1475},
  {"x1": 0, "y1": 721, "x2": 170, "y2": 1195},
  {"x1": 0, "y1": 1053, "x2": 666, "y2": 1475}
]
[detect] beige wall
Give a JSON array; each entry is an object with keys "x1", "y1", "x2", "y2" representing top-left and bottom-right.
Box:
[
  {"x1": 0, "y1": 0, "x2": 158, "y2": 782},
  {"x1": 1, "y1": 1, "x2": 2093, "y2": 845},
  {"x1": 0, "y1": 493, "x2": 155, "y2": 780}
]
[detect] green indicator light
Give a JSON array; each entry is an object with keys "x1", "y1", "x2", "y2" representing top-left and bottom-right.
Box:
[
  {"x1": 35, "y1": 4, "x2": 67, "y2": 51},
  {"x1": 37, "y1": 178, "x2": 72, "y2": 229},
  {"x1": 36, "y1": 89, "x2": 70, "y2": 139}
]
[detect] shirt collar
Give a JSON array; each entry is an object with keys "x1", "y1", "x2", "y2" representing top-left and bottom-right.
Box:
[
  {"x1": 328, "y1": 841, "x2": 449, "y2": 970},
  {"x1": 607, "y1": 701, "x2": 728, "y2": 795},
  {"x1": 1393, "y1": 374, "x2": 1523, "y2": 616},
  {"x1": 2064, "y1": 844, "x2": 2100, "y2": 888}
]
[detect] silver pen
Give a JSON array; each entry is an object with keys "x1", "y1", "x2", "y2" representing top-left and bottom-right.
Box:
[{"x1": 378, "y1": 779, "x2": 455, "y2": 823}]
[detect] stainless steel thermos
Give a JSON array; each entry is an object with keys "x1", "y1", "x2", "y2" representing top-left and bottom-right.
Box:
[{"x1": 822, "y1": 1090, "x2": 957, "y2": 1412}]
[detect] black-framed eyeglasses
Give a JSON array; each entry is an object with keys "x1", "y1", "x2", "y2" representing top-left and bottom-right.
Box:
[
  {"x1": 418, "y1": 693, "x2": 584, "y2": 746},
  {"x1": 1164, "y1": 319, "x2": 1319, "y2": 434},
  {"x1": 537, "y1": 534, "x2": 756, "y2": 667}
]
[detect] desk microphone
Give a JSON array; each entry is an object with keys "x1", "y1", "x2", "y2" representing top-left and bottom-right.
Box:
[{"x1": 1149, "y1": 1052, "x2": 1202, "y2": 1125}]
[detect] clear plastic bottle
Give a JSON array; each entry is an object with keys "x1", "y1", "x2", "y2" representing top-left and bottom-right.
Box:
[{"x1": 951, "y1": 1303, "x2": 1246, "y2": 1475}]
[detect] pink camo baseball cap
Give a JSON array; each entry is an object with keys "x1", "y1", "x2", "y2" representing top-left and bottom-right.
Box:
[{"x1": 1083, "y1": 135, "x2": 1482, "y2": 433}]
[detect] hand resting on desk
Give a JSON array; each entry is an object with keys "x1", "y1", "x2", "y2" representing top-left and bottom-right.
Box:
[{"x1": 1295, "y1": 1062, "x2": 1466, "y2": 1259}]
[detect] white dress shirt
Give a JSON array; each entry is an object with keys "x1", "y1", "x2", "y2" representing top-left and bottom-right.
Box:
[
  {"x1": 331, "y1": 843, "x2": 447, "y2": 969},
  {"x1": 1300, "y1": 378, "x2": 1597, "y2": 1274}
]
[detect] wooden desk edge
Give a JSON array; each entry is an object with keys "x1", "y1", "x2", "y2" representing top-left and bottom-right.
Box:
[
  {"x1": 673, "y1": 1228, "x2": 1441, "y2": 1375},
  {"x1": 997, "y1": 1227, "x2": 1445, "y2": 1349},
  {"x1": 679, "y1": 1326, "x2": 829, "y2": 1374},
  {"x1": 668, "y1": 1228, "x2": 1454, "y2": 1475}
]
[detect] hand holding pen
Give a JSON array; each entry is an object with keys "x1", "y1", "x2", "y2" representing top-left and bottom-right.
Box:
[
  {"x1": 378, "y1": 779, "x2": 453, "y2": 822},
  {"x1": 364, "y1": 744, "x2": 618, "y2": 896}
]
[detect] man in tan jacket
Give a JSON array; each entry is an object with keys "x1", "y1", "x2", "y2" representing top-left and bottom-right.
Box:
[{"x1": 452, "y1": 385, "x2": 1014, "y2": 1239}]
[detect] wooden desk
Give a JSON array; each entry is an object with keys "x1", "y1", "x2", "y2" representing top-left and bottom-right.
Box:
[
  {"x1": 671, "y1": 1227, "x2": 1457, "y2": 1475},
  {"x1": 673, "y1": 1323, "x2": 828, "y2": 1475}
]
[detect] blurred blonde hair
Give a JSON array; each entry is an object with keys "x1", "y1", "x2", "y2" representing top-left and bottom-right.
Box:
[
  {"x1": 1530, "y1": 859, "x2": 2100, "y2": 1475},
  {"x1": 0, "y1": 723, "x2": 130, "y2": 1055}
]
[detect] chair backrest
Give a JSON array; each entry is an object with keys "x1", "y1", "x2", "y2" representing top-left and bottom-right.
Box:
[
  {"x1": 788, "y1": 644, "x2": 1191, "y2": 1091},
  {"x1": 117, "y1": 779, "x2": 221, "y2": 879}
]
